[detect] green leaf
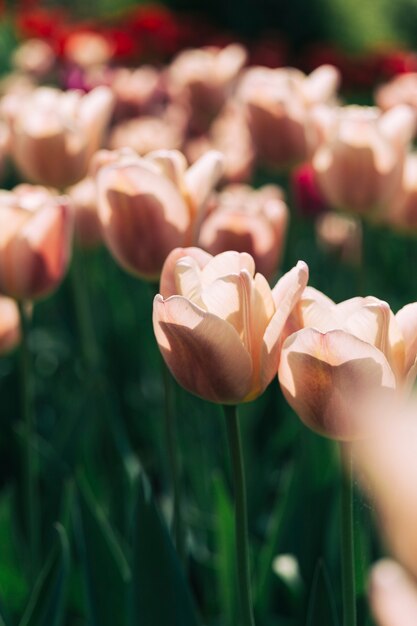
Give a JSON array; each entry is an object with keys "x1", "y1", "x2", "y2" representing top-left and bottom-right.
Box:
[
  {"x1": 0, "y1": 488, "x2": 27, "y2": 613},
  {"x1": 212, "y1": 472, "x2": 237, "y2": 626},
  {"x1": 306, "y1": 559, "x2": 339, "y2": 626},
  {"x1": 129, "y1": 473, "x2": 199, "y2": 626},
  {"x1": 73, "y1": 475, "x2": 131, "y2": 626},
  {"x1": 19, "y1": 524, "x2": 70, "y2": 626}
]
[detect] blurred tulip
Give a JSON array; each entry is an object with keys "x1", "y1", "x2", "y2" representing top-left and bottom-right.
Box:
[
  {"x1": 197, "y1": 184, "x2": 288, "y2": 280},
  {"x1": 385, "y1": 152, "x2": 417, "y2": 232},
  {"x1": 0, "y1": 185, "x2": 73, "y2": 300},
  {"x1": 316, "y1": 212, "x2": 362, "y2": 265},
  {"x1": 291, "y1": 161, "x2": 328, "y2": 217},
  {"x1": 167, "y1": 44, "x2": 247, "y2": 132},
  {"x1": 63, "y1": 31, "x2": 114, "y2": 69},
  {"x1": 237, "y1": 64, "x2": 340, "y2": 169},
  {"x1": 12, "y1": 38, "x2": 55, "y2": 79},
  {"x1": 370, "y1": 560, "x2": 417, "y2": 626},
  {"x1": 376, "y1": 73, "x2": 417, "y2": 121},
  {"x1": 108, "y1": 106, "x2": 187, "y2": 155},
  {"x1": 109, "y1": 66, "x2": 163, "y2": 120},
  {"x1": 67, "y1": 177, "x2": 101, "y2": 248},
  {"x1": 279, "y1": 290, "x2": 417, "y2": 439},
  {"x1": 5, "y1": 86, "x2": 114, "y2": 189},
  {"x1": 312, "y1": 105, "x2": 415, "y2": 215},
  {"x1": 0, "y1": 296, "x2": 20, "y2": 354},
  {"x1": 153, "y1": 248, "x2": 308, "y2": 403},
  {"x1": 95, "y1": 149, "x2": 223, "y2": 280},
  {"x1": 185, "y1": 101, "x2": 254, "y2": 184}
]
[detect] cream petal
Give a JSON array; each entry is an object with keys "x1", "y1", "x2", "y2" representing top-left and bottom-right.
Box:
[
  {"x1": 396, "y1": 302, "x2": 417, "y2": 374},
  {"x1": 174, "y1": 256, "x2": 204, "y2": 305},
  {"x1": 201, "y1": 250, "x2": 255, "y2": 285},
  {"x1": 159, "y1": 247, "x2": 212, "y2": 298},
  {"x1": 343, "y1": 301, "x2": 391, "y2": 353},
  {"x1": 153, "y1": 294, "x2": 253, "y2": 403},
  {"x1": 259, "y1": 260, "x2": 309, "y2": 393},
  {"x1": 304, "y1": 65, "x2": 340, "y2": 104},
  {"x1": 379, "y1": 104, "x2": 416, "y2": 147},
  {"x1": 278, "y1": 328, "x2": 396, "y2": 440},
  {"x1": 370, "y1": 560, "x2": 417, "y2": 626},
  {"x1": 184, "y1": 150, "x2": 223, "y2": 212},
  {"x1": 145, "y1": 150, "x2": 188, "y2": 188}
]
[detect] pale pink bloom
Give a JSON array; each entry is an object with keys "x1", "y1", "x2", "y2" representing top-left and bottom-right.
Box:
[
  {"x1": 154, "y1": 248, "x2": 308, "y2": 403},
  {"x1": 167, "y1": 44, "x2": 247, "y2": 132},
  {"x1": 185, "y1": 101, "x2": 254, "y2": 184},
  {"x1": 12, "y1": 39, "x2": 55, "y2": 79},
  {"x1": 109, "y1": 66, "x2": 163, "y2": 119},
  {"x1": 63, "y1": 31, "x2": 114, "y2": 68},
  {"x1": 67, "y1": 177, "x2": 101, "y2": 248},
  {"x1": 376, "y1": 72, "x2": 417, "y2": 120},
  {"x1": 95, "y1": 149, "x2": 223, "y2": 280},
  {"x1": 237, "y1": 64, "x2": 340, "y2": 169},
  {"x1": 315, "y1": 212, "x2": 362, "y2": 265},
  {"x1": 0, "y1": 296, "x2": 20, "y2": 354},
  {"x1": 384, "y1": 152, "x2": 417, "y2": 232},
  {"x1": 198, "y1": 184, "x2": 288, "y2": 280},
  {"x1": 108, "y1": 106, "x2": 187, "y2": 155},
  {"x1": 5, "y1": 86, "x2": 114, "y2": 189},
  {"x1": 279, "y1": 288, "x2": 417, "y2": 439},
  {"x1": 370, "y1": 560, "x2": 417, "y2": 626},
  {"x1": 312, "y1": 104, "x2": 416, "y2": 215},
  {"x1": 0, "y1": 185, "x2": 73, "y2": 300}
]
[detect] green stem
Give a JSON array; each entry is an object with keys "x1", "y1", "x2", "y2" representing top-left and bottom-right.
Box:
[
  {"x1": 223, "y1": 404, "x2": 255, "y2": 626},
  {"x1": 340, "y1": 444, "x2": 356, "y2": 626},
  {"x1": 18, "y1": 301, "x2": 40, "y2": 580},
  {"x1": 162, "y1": 365, "x2": 185, "y2": 562}
]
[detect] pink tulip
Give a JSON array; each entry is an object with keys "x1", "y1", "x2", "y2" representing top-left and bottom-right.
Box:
[
  {"x1": 12, "y1": 39, "x2": 55, "y2": 79},
  {"x1": 0, "y1": 185, "x2": 73, "y2": 300},
  {"x1": 95, "y1": 149, "x2": 223, "y2": 280},
  {"x1": 315, "y1": 212, "x2": 362, "y2": 266},
  {"x1": 279, "y1": 289, "x2": 417, "y2": 439},
  {"x1": 197, "y1": 184, "x2": 288, "y2": 280},
  {"x1": 67, "y1": 177, "x2": 102, "y2": 248},
  {"x1": 385, "y1": 152, "x2": 417, "y2": 232},
  {"x1": 312, "y1": 105, "x2": 416, "y2": 215},
  {"x1": 375, "y1": 72, "x2": 417, "y2": 120},
  {"x1": 0, "y1": 296, "x2": 20, "y2": 354},
  {"x1": 5, "y1": 86, "x2": 114, "y2": 189},
  {"x1": 153, "y1": 248, "x2": 308, "y2": 404},
  {"x1": 237, "y1": 64, "x2": 340, "y2": 169}
]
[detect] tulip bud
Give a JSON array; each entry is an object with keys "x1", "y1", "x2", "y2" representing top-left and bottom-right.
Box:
[
  {"x1": 153, "y1": 248, "x2": 308, "y2": 404},
  {"x1": 0, "y1": 185, "x2": 73, "y2": 300}
]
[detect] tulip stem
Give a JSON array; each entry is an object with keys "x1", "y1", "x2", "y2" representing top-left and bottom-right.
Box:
[
  {"x1": 162, "y1": 364, "x2": 185, "y2": 563},
  {"x1": 18, "y1": 300, "x2": 40, "y2": 580},
  {"x1": 340, "y1": 444, "x2": 356, "y2": 626},
  {"x1": 223, "y1": 404, "x2": 255, "y2": 626}
]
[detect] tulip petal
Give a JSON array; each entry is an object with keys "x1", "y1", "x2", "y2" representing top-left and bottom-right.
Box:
[
  {"x1": 184, "y1": 150, "x2": 223, "y2": 213},
  {"x1": 279, "y1": 328, "x2": 396, "y2": 440},
  {"x1": 258, "y1": 261, "x2": 309, "y2": 394},
  {"x1": 153, "y1": 294, "x2": 253, "y2": 403},
  {"x1": 145, "y1": 150, "x2": 188, "y2": 188},
  {"x1": 201, "y1": 250, "x2": 255, "y2": 285},
  {"x1": 159, "y1": 247, "x2": 212, "y2": 298},
  {"x1": 396, "y1": 302, "x2": 417, "y2": 374},
  {"x1": 370, "y1": 560, "x2": 417, "y2": 626}
]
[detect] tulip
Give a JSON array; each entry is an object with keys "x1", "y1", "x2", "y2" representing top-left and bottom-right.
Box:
[
  {"x1": 237, "y1": 64, "x2": 340, "y2": 169},
  {"x1": 279, "y1": 289, "x2": 417, "y2": 440},
  {"x1": 67, "y1": 177, "x2": 102, "y2": 248},
  {"x1": 109, "y1": 66, "x2": 162, "y2": 120},
  {"x1": 384, "y1": 152, "x2": 417, "y2": 232},
  {"x1": 5, "y1": 86, "x2": 114, "y2": 189},
  {"x1": 63, "y1": 31, "x2": 114, "y2": 69},
  {"x1": 0, "y1": 296, "x2": 20, "y2": 354},
  {"x1": 370, "y1": 560, "x2": 417, "y2": 626},
  {"x1": 315, "y1": 212, "x2": 362, "y2": 266},
  {"x1": 153, "y1": 248, "x2": 308, "y2": 404},
  {"x1": 95, "y1": 149, "x2": 223, "y2": 280},
  {"x1": 12, "y1": 38, "x2": 55, "y2": 79},
  {"x1": 375, "y1": 72, "x2": 417, "y2": 120},
  {"x1": 0, "y1": 185, "x2": 73, "y2": 300},
  {"x1": 312, "y1": 105, "x2": 416, "y2": 215},
  {"x1": 197, "y1": 184, "x2": 288, "y2": 280},
  {"x1": 168, "y1": 44, "x2": 247, "y2": 132}
]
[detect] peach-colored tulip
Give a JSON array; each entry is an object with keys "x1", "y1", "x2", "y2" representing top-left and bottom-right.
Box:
[
  {"x1": 5, "y1": 86, "x2": 114, "y2": 189},
  {"x1": 279, "y1": 289, "x2": 417, "y2": 439},
  {"x1": 0, "y1": 185, "x2": 73, "y2": 300},
  {"x1": 0, "y1": 296, "x2": 20, "y2": 353},
  {"x1": 64, "y1": 31, "x2": 114, "y2": 69},
  {"x1": 312, "y1": 105, "x2": 416, "y2": 215},
  {"x1": 237, "y1": 64, "x2": 340, "y2": 169},
  {"x1": 153, "y1": 248, "x2": 308, "y2": 404},
  {"x1": 185, "y1": 101, "x2": 254, "y2": 184},
  {"x1": 67, "y1": 177, "x2": 102, "y2": 248},
  {"x1": 376, "y1": 72, "x2": 417, "y2": 119},
  {"x1": 197, "y1": 184, "x2": 288, "y2": 280},
  {"x1": 167, "y1": 44, "x2": 247, "y2": 132},
  {"x1": 315, "y1": 212, "x2": 362, "y2": 265},
  {"x1": 385, "y1": 152, "x2": 417, "y2": 232},
  {"x1": 95, "y1": 149, "x2": 223, "y2": 280},
  {"x1": 370, "y1": 560, "x2": 417, "y2": 626},
  {"x1": 109, "y1": 66, "x2": 163, "y2": 120},
  {"x1": 12, "y1": 39, "x2": 55, "y2": 79}
]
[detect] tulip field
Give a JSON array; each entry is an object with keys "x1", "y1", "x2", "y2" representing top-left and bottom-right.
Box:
[{"x1": 2, "y1": 2, "x2": 417, "y2": 626}]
